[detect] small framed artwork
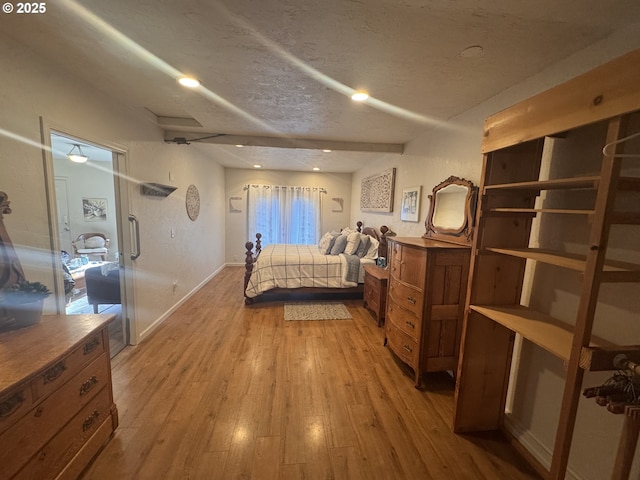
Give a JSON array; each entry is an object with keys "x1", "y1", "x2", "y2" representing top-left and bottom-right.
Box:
[
  {"x1": 400, "y1": 186, "x2": 421, "y2": 222},
  {"x1": 83, "y1": 198, "x2": 107, "y2": 221}
]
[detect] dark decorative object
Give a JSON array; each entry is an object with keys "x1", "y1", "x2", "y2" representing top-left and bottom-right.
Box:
[
  {"x1": 140, "y1": 182, "x2": 178, "y2": 197},
  {"x1": 0, "y1": 191, "x2": 52, "y2": 331},
  {"x1": 0, "y1": 280, "x2": 52, "y2": 331}
]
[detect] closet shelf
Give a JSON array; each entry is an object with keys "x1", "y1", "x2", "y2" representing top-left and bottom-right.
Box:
[
  {"x1": 483, "y1": 247, "x2": 640, "y2": 280},
  {"x1": 469, "y1": 305, "x2": 612, "y2": 364},
  {"x1": 484, "y1": 208, "x2": 595, "y2": 216},
  {"x1": 483, "y1": 175, "x2": 640, "y2": 194},
  {"x1": 483, "y1": 176, "x2": 599, "y2": 193}
]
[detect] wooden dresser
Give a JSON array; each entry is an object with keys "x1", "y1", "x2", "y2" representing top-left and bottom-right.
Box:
[
  {"x1": 385, "y1": 237, "x2": 470, "y2": 387},
  {"x1": 363, "y1": 263, "x2": 389, "y2": 326},
  {"x1": 0, "y1": 314, "x2": 118, "y2": 480}
]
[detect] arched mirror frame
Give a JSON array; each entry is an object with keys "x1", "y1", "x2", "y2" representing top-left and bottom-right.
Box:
[{"x1": 423, "y1": 176, "x2": 478, "y2": 245}]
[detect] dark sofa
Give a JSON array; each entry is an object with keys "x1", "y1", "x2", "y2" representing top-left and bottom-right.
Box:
[{"x1": 85, "y1": 264, "x2": 121, "y2": 313}]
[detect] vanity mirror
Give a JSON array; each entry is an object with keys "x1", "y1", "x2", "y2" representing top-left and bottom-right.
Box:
[{"x1": 423, "y1": 176, "x2": 477, "y2": 245}]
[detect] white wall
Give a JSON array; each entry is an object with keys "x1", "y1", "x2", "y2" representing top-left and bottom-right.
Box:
[
  {"x1": 350, "y1": 29, "x2": 640, "y2": 480},
  {"x1": 0, "y1": 35, "x2": 226, "y2": 342},
  {"x1": 224, "y1": 168, "x2": 352, "y2": 263}
]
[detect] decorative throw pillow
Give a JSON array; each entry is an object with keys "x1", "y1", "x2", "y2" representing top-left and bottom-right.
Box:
[
  {"x1": 364, "y1": 236, "x2": 379, "y2": 259},
  {"x1": 330, "y1": 234, "x2": 348, "y2": 255},
  {"x1": 84, "y1": 236, "x2": 105, "y2": 248},
  {"x1": 318, "y1": 232, "x2": 333, "y2": 254},
  {"x1": 355, "y1": 234, "x2": 371, "y2": 257},
  {"x1": 344, "y1": 231, "x2": 361, "y2": 255},
  {"x1": 325, "y1": 233, "x2": 339, "y2": 254}
]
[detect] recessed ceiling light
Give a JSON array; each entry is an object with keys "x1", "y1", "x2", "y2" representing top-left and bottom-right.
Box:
[
  {"x1": 253, "y1": 164, "x2": 262, "y2": 168},
  {"x1": 178, "y1": 76, "x2": 200, "y2": 88},
  {"x1": 460, "y1": 45, "x2": 484, "y2": 58},
  {"x1": 351, "y1": 91, "x2": 369, "y2": 102},
  {"x1": 236, "y1": 144, "x2": 244, "y2": 148},
  {"x1": 322, "y1": 149, "x2": 332, "y2": 153},
  {"x1": 312, "y1": 167, "x2": 320, "y2": 171}
]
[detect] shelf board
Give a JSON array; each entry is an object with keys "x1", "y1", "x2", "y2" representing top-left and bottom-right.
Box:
[
  {"x1": 486, "y1": 208, "x2": 595, "y2": 216},
  {"x1": 483, "y1": 247, "x2": 640, "y2": 281},
  {"x1": 483, "y1": 176, "x2": 600, "y2": 193},
  {"x1": 470, "y1": 305, "x2": 612, "y2": 364}
]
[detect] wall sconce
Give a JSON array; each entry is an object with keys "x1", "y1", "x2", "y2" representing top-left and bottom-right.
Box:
[{"x1": 67, "y1": 144, "x2": 88, "y2": 163}]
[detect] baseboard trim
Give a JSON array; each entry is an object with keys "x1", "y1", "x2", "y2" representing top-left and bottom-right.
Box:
[{"x1": 503, "y1": 414, "x2": 582, "y2": 480}]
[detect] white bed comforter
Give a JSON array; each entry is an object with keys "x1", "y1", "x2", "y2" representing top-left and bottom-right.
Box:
[{"x1": 245, "y1": 244, "x2": 373, "y2": 298}]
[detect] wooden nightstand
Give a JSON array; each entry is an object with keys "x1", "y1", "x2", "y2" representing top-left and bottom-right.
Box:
[{"x1": 363, "y1": 263, "x2": 389, "y2": 327}]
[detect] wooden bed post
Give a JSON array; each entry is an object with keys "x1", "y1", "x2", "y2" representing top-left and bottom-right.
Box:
[{"x1": 244, "y1": 241, "x2": 255, "y2": 305}]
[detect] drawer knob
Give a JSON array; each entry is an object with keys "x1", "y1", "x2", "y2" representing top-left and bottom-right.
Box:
[
  {"x1": 83, "y1": 337, "x2": 101, "y2": 355},
  {"x1": 82, "y1": 410, "x2": 100, "y2": 432},
  {"x1": 407, "y1": 297, "x2": 416, "y2": 305},
  {"x1": 80, "y1": 375, "x2": 99, "y2": 396},
  {"x1": 405, "y1": 321, "x2": 415, "y2": 329},
  {"x1": 43, "y1": 361, "x2": 67, "y2": 384},
  {"x1": 402, "y1": 344, "x2": 413, "y2": 353},
  {"x1": 0, "y1": 392, "x2": 25, "y2": 418}
]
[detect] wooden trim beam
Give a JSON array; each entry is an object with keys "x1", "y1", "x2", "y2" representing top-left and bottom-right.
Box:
[{"x1": 163, "y1": 130, "x2": 405, "y2": 154}]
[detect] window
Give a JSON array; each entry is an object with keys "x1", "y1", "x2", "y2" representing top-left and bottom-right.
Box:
[{"x1": 247, "y1": 185, "x2": 323, "y2": 245}]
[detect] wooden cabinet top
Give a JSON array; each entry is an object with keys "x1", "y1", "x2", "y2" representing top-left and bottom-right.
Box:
[
  {"x1": 388, "y1": 237, "x2": 470, "y2": 250},
  {"x1": 363, "y1": 263, "x2": 389, "y2": 280},
  {"x1": 0, "y1": 314, "x2": 114, "y2": 392}
]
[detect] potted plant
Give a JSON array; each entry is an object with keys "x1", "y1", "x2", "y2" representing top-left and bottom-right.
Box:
[{"x1": 0, "y1": 280, "x2": 51, "y2": 331}]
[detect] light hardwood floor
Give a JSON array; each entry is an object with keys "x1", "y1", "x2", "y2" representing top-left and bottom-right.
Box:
[{"x1": 82, "y1": 266, "x2": 539, "y2": 480}]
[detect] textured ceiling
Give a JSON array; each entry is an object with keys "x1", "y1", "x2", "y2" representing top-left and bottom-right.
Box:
[{"x1": 4, "y1": 0, "x2": 640, "y2": 171}]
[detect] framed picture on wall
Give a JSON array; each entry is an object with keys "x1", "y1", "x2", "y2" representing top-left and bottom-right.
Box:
[
  {"x1": 83, "y1": 198, "x2": 107, "y2": 221},
  {"x1": 400, "y1": 186, "x2": 421, "y2": 222}
]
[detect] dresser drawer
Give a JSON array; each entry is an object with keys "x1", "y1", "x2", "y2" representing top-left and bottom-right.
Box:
[
  {"x1": 32, "y1": 330, "x2": 105, "y2": 401},
  {"x1": 0, "y1": 353, "x2": 110, "y2": 478},
  {"x1": 0, "y1": 383, "x2": 34, "y2": 437},
  {"x1": 388, "y1": 280, "x2": 423, "y2": 317},
  {"x1": 15, "y1": 386, "x2": 113, "y2": 480},
  {"x1": 386, "y1": 300, "x2": 421, "y2": 340},
  {"x1": 389, "y1": 243, "x2": 426, "y2": 289},
  {"x1": 386, "y1": 321, "x2": 419, "y2": 369}
]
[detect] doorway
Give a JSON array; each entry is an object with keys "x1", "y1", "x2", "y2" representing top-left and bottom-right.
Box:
[{"x1": 48, "y1": 131, "x2": 130, "y2": 357}]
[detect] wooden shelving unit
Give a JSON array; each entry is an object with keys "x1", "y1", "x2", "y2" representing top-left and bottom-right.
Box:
[{"x1": 453, "y1": 49, "x2": 640, "y2": 480}]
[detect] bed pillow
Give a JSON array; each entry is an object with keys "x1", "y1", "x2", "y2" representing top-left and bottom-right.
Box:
[
  {"x1": 344, "y1": 231, "x2": 361, "y2": 255},
  {"x1": 364, "y1": 236, "x2": 380, "y2": 259},
  {"x1": 84, "y1": 236, "x2": 106, "y2": 248},
  {"x1": 355, "y1": 234, "x2": 371, "y2": 257},
  {"x1": 330, "y1": 234, "x2": 348, "y2": 255},
  {"x1": 318, "y1": 232, "x2": 333, "y2": 254},
  {"x1": 324, "y1": 233, "x2": 339, "y2": 255}
]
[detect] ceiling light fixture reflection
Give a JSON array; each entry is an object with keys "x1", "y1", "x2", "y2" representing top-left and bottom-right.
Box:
[
  {"x1": 253, "y1": 164, "x2": 262, "y2": 168},
  {"x1": 235, "y1": 144, "x2": 244, "y2": 147},
  {"x1": 67, "y1": 144, "x2": 88, "y2": 163},
  {"x1": 178, "y1": 76, "x2": 200, "y2": 88},
  {"x1": 322, "y1": 149, "x2": 332, "y2": 153},
  {"x1": 351, "y1": 91, "x2": 369, "y2": 102},
  {"x1": 312, "y1": 167, "x2": 320, "y2": 171}
]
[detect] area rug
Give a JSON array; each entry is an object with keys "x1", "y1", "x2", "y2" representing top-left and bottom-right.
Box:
[{"x1": 284, "y1": 302, "x2": 352, "y2": 321}]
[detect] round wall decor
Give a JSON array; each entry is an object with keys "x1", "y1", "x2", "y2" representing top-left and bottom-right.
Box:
[{"x1": 185, "y1": 184, "x2": 200, "y2": 221}]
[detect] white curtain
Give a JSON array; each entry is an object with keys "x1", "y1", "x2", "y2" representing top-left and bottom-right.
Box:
[{"x1": 247, "y1": 185, "x2": 322, "y2": 245}]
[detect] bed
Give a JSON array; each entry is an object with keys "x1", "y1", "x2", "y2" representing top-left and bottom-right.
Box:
[{"x1": 243, "y1": 222, "x2": 389, "y2": 305}]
